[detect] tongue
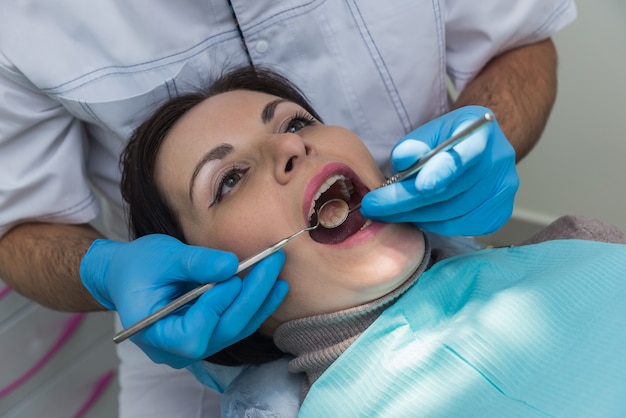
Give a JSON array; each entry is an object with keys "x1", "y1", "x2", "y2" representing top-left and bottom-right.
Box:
[{"x1": 310, "y1": 210, "x2": 366, "y2": 244}]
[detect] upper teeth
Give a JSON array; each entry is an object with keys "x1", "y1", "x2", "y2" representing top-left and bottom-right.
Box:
[{"x1": 308, "y1": 175, "x2": 354, "y2": 220}]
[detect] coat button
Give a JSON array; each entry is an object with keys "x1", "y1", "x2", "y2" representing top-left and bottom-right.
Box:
[{"x1": 255, "y1": 40, "x2": 269, "y2": 53}]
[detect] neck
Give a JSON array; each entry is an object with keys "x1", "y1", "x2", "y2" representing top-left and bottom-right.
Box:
[{"x1": 273, "y1": 237, "x2": 439, "y2": 399}]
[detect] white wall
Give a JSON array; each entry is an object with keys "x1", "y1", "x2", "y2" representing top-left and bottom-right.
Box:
[{"x1": 512, "y1": 0, "x2": 626, "y2": 231}]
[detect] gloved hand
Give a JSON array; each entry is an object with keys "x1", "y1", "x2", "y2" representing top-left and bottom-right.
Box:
[
  {"x1": 80, "y1": 234, "x2": 287, "y2": 368},
  {"x1": 361, "y1": 106, "x2": 519, "y2": 236}
]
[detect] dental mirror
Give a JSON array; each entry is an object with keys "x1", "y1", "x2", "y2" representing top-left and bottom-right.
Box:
[{"x1": 317, "y1": 198, "x2": 354, "y2": 228}]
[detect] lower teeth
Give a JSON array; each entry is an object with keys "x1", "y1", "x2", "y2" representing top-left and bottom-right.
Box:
[{"x1": 359, "y1": 219, "x2": 372, "y2": 231}]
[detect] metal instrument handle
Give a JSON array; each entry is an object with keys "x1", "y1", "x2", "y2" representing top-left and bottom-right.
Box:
[
  {"x1": 113, "y1": 227, "x2": 311, "y2": 343},
  {"x1": 382, "y1": 112, "x2": 493, "y2": 186}
]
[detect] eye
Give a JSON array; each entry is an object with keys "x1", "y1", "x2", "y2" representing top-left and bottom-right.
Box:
[
  {"x1": 285, "y1": 112, "x2": 318, "y2": 134},
  {"x1": 223, "y1": 172, "x2": 241, "y2": 189},
  {"x1": 286, "y1": 120, "x2": 307, "y2": 133},
  {"x1": 211, "y1": 166, "x2": 248, "y2": 207}
]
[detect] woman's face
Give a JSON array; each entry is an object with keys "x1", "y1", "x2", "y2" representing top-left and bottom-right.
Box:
[{"x1": 155, "y1": 90, "x2": 425, "y2": 332}]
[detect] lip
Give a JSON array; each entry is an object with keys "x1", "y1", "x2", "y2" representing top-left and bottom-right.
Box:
[
  {"x1": 328, "y1": 219, "x2": 387, "y2": 249},
  {"x1": 301, "y1": 162, "x2": 386, "y2": 247},
  {"x1": 302, "y1": 162, "x2": 369, "y2": 224}
]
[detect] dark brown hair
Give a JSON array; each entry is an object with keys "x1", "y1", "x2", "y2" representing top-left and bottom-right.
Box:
[{"x1": 120, "y1": 66, "x2": 322, "y2": 366}]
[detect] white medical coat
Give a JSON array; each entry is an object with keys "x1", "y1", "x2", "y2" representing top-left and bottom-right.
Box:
[{"x1": 0, "y1": 1, "x2": 576, "y2": 416}]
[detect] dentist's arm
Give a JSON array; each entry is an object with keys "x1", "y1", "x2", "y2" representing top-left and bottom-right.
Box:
[
  {"x1": 0, "y1": 223, "x2": 102, "y2": 310},
  {"x1": 0, "y1": 222, "x2": 287, "y2": 368},
  {"x1": 361, "y1": 39, "x2": 557, "y2": 235},
  {"x1": 454, "y1": 38, "x2": 557, "y2": 161}
]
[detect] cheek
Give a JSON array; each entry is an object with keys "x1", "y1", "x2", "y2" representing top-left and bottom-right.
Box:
[
  {"x1": 187, "y1": 196, "x2": 292, "y2": 260},
  {"x1": 317, "y1": 128, "x2": 383, "y2": 179},
  {"x1": 197, "y1": 215, "x2": 261, "y2": 257}
]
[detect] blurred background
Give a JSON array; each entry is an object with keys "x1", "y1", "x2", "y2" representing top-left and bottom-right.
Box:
[{"x1": 484, "y1": 0, "x2": 626, "y2": 245}]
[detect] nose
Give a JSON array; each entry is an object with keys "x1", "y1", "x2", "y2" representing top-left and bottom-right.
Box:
[{"x1": 266, "y1": 133, "x2": 314, "y2": 184}]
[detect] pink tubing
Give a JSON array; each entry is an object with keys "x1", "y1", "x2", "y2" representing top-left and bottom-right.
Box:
[
  {"x1": 0, "y1": 285, "x2": 11, "y2": 301},
  {"x1": 73, "y1": 370, "x2": 116, "y2": 418},
  {"x1": 0, "y1": 313, "x2": 85, "y2": 398},
  {"x1": 0, "y1": 310, "x2": 115, "y2": 415}
]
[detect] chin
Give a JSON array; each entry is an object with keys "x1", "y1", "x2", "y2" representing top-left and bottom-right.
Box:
[
  {"x1": 353, "y1": 223, "x2": 425, "y2": 284},
  {"x1": 272, "y1": 223, "x2": 425, "y2": 319}
]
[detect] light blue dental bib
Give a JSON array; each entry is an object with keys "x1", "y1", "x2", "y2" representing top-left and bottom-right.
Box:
[{"x1": 299, "y1": 240, "x2": 626, "y2": 417}]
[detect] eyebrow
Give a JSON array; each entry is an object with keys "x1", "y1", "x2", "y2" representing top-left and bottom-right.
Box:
[
  {"x1": 188, "y1": 99, "x2": 286, "y2": 202},
  {"x1": 261, "y1": 99, "x2": 287, "y2": 123},
  {"x1": 189, "y1": 143, "x2": 234, "y2": 202}
]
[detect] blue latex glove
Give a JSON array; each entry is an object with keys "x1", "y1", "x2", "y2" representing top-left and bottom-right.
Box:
[
  {"x1": 80, "y1": 234, "x2": 287, "y2": 368},
  {"x1": 361, "y1": 106, "x2": 519, "y2": 236}
]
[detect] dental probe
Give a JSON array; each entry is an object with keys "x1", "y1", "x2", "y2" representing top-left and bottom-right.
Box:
[
  {"x1": 316, "y1": 112, "x2": 494, "y2": 229},
  {"x1": 113, "y1": 221, "x2": 320, "y2": 344}
]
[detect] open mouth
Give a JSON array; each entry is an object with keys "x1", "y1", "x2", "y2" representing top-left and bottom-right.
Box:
[{"x1": 307, "y1": 173, "x2": 370, "y2": 244}]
